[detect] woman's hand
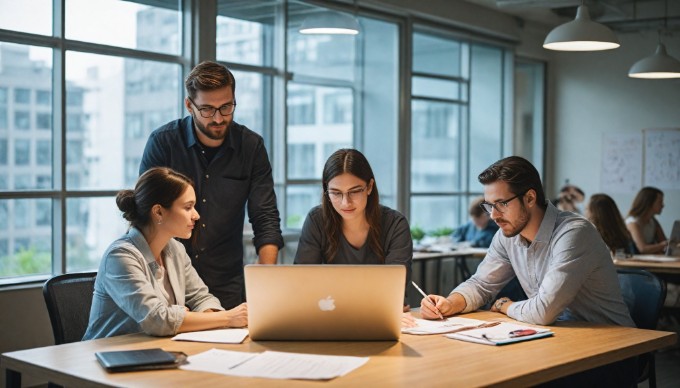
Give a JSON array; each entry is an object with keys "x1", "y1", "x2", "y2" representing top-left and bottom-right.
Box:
[
  {"x1": 401, "y1": 312, "x2": 417, "y2": 328},
  {"x1": 223, "y1": 303, "x2": 248, "y2": 328}
]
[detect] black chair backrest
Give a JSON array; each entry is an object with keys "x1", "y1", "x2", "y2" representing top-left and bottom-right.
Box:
[
  {"x1": 42, "y1": 272, "x2": 97, "y2": 345},
  {"x1": 617, "y1": 268, "x2": 666, "y2": 330}
]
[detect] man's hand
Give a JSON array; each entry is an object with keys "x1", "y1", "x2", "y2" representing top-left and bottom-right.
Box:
[
  {"x1": 420, "y1": 295, "x2": 452, "y2": 320},
  {"x1": 490, "y1": 297, "x2": 513, "y2": 314}
]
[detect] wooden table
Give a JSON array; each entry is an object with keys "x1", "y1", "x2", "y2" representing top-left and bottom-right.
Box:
[
  {"x1": 413, "y1": 248, "x2": 487, "y2": 294},
  {"x1": 2, "y1": 311, "x2": 676, "y2": 388},
  {"x1": 614, "y1": 255, "x2": 680, "y2": 275}
]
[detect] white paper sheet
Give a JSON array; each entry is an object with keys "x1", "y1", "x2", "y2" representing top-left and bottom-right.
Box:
[
  {"x1": 401, "y1": 317, "x2": 487, "y2": 335},
  {"x1": 180, "y1": 349, "x2": 368, "y2": 380},
  {"x1": 172, "y1": 329, "x2": 249, "y2": 344},
  {"x1": 181, "y1": 348, "x2": 257, "y2": 371}
]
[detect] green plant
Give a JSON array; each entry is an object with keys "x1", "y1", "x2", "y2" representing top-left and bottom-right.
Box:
[
  {"x1": 428, "y1": 227, "x2": 454, "y2": 237},
  {"x1": 410, "y1": 226, "x2": 425, "y2": 242}
]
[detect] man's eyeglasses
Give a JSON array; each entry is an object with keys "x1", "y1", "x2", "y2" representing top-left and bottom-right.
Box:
[
  {"x1": 327, "y1": 186, "x2": 368, "y2": 203},
  {"x1": 480, "y1": 191, "x2": 527, "y2": 214},
  {"x1": 188, "y1": 97, "x2": 236, "y2": 118}
]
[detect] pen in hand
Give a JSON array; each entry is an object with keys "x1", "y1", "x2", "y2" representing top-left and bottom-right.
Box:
[{"x1": 411, "y1": 281, "x2": 444, "y2": 320}]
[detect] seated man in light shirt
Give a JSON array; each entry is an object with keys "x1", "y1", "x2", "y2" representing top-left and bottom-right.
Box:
[{"x1": 417, "y1": 156, "x2": 636, "y2": 387}]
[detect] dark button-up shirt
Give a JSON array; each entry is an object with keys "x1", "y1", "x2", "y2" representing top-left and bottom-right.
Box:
[{"x1": 140, "y1": 116, "x2": 283, "y2": 309}]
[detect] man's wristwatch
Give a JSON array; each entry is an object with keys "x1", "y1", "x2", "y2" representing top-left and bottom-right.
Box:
[{"x1": 494, "y1": 297, "x2": 510, "y2": 311}]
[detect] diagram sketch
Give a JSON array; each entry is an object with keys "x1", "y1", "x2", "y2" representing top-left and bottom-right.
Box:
[
  {"x1": 644, "y1": 129, "x2": 680, "y2": 190},
  {"x1": 601, "y1": 132, "x2": 642, "y2": 193}
]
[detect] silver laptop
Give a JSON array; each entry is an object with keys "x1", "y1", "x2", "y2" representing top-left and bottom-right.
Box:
[
  {"x1": 245, "y1": 265, "x2": 405, "y2": 341},
  {"x1": 667, "y1": 220, "x2": 680, "y2": 257}
]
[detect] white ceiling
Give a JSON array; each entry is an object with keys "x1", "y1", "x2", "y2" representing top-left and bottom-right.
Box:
[{"x1": 463, "y1": 0, "x2": 680, "y2": 33}]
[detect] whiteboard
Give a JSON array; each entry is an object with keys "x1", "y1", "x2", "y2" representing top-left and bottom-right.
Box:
[
  {"x1": 600, "y1": 132, "x2": 643, "y2": 193},
  {"x1": 644, "y1": 128, "x2": 680, "y2": 190}
]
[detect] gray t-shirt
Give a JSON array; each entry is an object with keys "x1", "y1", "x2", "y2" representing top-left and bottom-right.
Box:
[
  {"x1": 453, "y1": 202, "x2": 634, "y2": 327},
  {"x1": 294, "y1": 205, "x2": 413, "y2": 299}
]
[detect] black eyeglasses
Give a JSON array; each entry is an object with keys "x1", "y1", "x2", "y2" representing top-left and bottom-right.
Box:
[
  {"x1": 480, "y1": 191, "x2": 527, "y2": 214},
  {"x1": 188, "y1": 97, "x2": 236, "y2": 118}
]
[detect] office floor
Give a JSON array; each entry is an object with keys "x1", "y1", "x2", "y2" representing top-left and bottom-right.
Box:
[{"x1": 639, "y1": 347, "x2": 680, "y2": 388}]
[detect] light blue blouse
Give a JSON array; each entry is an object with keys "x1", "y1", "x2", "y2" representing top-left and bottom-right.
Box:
[{"x1": 83, "y1": 227, "x2": 223, "y2": 340}]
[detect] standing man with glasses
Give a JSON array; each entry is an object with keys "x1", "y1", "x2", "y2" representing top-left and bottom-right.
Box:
[
  {"x1": 140, "y1": 61, "x2": 283, "y2": 311},
  {"x1": 413, "y1": 156, "x2": 636, "y2": 386}
]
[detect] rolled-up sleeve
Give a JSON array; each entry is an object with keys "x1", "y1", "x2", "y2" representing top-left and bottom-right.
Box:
[
  {"x1": 182, "y1": 248, "x2": 224, "y2": 311},
  {"x1": 103, "y1": 248, "x2": 186, "y2": 336},
  {"x1": 453, "y1": 235, "x2": 515, "y2": 313}
]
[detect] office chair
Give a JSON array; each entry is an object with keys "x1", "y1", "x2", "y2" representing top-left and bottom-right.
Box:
[
  {"x1": 617, "y1": 268, "x2": 667, "y2": 388},
  {"x1": 42, "y1": 272, "x2": 97, "y2": 345}
]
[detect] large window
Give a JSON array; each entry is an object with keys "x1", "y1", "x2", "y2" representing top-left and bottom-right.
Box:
[
  {"x1": 0, "y1": 1, "x2": 517, "y2": 285},
  {"x1": 0, "y1": 0, "x2": 182, "y2": 282},
  {"x1": 409, "y1": 28, "x2": 509, "y2": 231}
]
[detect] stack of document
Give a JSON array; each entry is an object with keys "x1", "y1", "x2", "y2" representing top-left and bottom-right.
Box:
[
  {"x1": 446, "y1": 321, "x2": 553, "y2": 345},
  {"x1": 181, "y1": 348, "x2": 368, "y2": 380},
  {"x1": 402, "y1": 317, "x2": 492, "y2": 335}
]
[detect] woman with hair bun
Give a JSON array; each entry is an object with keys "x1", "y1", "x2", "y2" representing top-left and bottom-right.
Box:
[{"x1": 83, "y1": 167, "x2": 247, "y2": 340}]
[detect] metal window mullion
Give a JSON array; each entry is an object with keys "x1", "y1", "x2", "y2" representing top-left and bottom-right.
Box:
[
  {"x1": 52, "y1": 0, "x2": 66, "y2": 275},
  {"x1": 274, "y1": 0, "x2": 288, "y2": 228},
  {"x1": 411, "y1": 95, "x2": 466, "y2": 105},
  {"x1": 399, "y1": 16, "x2": 412, "y2": 217},
  {"x1": 411, "y1": 71, "x2": 467, "y2": 83},
  {"x1": 63, "y1": 39, "x2": 184, "y2": 64}
]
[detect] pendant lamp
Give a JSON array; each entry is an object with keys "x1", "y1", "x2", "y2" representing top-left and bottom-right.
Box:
[
  {"x1": 543, "y1": 5, "x2": 620, "y2": 51},
  {"x1": 628, "y1": 43, "x2": 680, "y2": 79},
  {"x1": 628, "y1": 0, "x2": 680, "y2": 79},
  {"x1": 299, "y1": 10, "x2": 360, "y2": 35}
]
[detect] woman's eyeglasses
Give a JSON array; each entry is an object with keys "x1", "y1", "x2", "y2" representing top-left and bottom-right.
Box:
[{"x1": 327, "y1": 186, "x2": 368, "y2": 203}]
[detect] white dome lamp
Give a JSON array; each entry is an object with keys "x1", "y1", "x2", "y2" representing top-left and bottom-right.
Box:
[
  {"x1": 628, "y1": 0, "x2": 680, "y2": 79},
  {"x1": 629, "y1": 42, "x2": 680, "y2": 79},
  {"x1": 543, "y1": 4, "x2": 620, "y2": 51},
  {"x1": 299, "y1": 10, "x2": 360, "y2": 35}
]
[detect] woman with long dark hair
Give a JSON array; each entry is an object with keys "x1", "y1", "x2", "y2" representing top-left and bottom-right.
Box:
[
  {"x1": 626, "y1": 187, "x2": 667, "y2": 254},
  {"x1": 586, "y1": 194, "x2": 637, "y2": 256},
  {"x1": 294, "y1": 149, "x2": 412, "y2": 308},
  {"x1": 83, "y1": 167, "x2": 247, "y2": 340}
]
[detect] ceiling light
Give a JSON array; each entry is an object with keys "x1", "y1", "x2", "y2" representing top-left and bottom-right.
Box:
[
  {"x1": 299, "y1": 10, "x2": 360, "y2": 35},
  {"x1": 628, "y1": 43, "x2": 680, "y2": 79},
  {"x1": 543, "y1": 5, "x2": 620, "y2": 51}
]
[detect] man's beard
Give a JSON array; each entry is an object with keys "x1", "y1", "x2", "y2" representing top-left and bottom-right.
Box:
[
  {"x1": 496, "y1": 203, "x2": 530, "y2": 238},
  {"x1": 192, "y1": 111, "x2": 228, "y2": 141}
]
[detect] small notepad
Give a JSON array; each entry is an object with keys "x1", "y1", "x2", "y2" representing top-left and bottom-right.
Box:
[{"x1": 446, "y1": 321, "x2": 553, "y2": 345}]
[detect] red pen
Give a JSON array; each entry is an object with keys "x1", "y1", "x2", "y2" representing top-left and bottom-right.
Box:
[{"x1": 509, "y1": 329, "x2": 537, "y2": 338}]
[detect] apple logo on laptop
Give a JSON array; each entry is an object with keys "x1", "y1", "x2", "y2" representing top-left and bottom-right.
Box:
[{"x1": 318, "y1": 296, "x2": 336, "y2": 311}]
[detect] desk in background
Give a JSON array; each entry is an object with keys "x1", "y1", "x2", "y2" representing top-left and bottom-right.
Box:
[
  {"x1": 3, "y1": 310, "x2": 675, "y2": 388},
  {"x1": 614, "y1": 255, "x2": 680, "y2": 275},
  {"x1": 413, "y1": 247, "x2": 487, "y2": 295}
]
